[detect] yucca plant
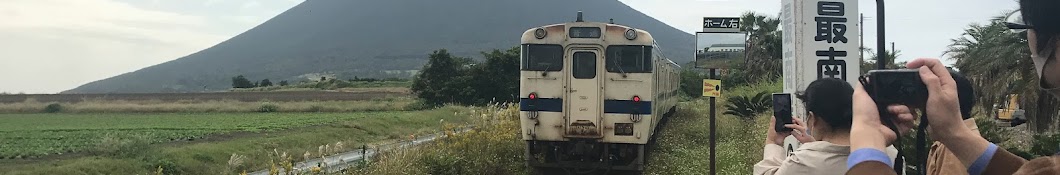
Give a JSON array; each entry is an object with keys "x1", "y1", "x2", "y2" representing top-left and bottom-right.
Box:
[{"x1": 723, "y1": 91, "x2": 771, "y2": 120}]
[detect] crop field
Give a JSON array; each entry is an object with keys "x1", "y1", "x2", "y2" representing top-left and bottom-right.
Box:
[
  {"x1": 0, "y1": 91, "x2": 406, "y2": 104},
  {"x1": 0, "y1": 111, "x2": 446, "y2": 159},
  {"x1": 0, "y1": 106, "x2": 474, "y2": 174}
]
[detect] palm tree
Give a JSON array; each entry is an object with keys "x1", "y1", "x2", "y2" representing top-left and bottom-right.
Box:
[
  {"x1": 739, "y1": 12, "x2": 783, "y2": 83},
  {"x1": 946, "y1": 13, "x2": 1058, "y2": 132}
]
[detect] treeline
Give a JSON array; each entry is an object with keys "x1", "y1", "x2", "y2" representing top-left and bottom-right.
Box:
[
  {"x1": 231, "y1": 75, "x2": 287, "y2": 88},
  {"x1": 412, "y1": 47, "x2": 519, "y2": 106},
  {"x1": 230, "y1": 75, "x2": 409, "y2": 89}
]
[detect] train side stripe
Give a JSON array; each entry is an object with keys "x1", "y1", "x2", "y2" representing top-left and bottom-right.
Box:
[
  {"x1": 603, "y1": 100, "x2": 652, "y2": 115},
  {"x1": 519, "y1": 98, "x2": 563, "y2": 112}
]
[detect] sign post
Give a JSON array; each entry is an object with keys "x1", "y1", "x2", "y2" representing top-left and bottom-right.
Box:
[
  {"x1": 780, "y1": 0, "x2": 860, "y2": 158},
  {"x1": 698, "y1": 17, "x2": 742, "y2": 175}
]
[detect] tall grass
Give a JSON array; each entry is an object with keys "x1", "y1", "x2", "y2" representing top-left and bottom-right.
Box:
[
  {"x1": 0, "y1": 97, "x2": 413, "y2": 113},
  {"x1": 349, "y1": 103, "x2": 527, "y2": 175}
]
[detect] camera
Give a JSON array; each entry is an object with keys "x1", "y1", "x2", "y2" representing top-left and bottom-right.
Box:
[{"x1": 862, "y1": 69, "x2": 929, "y2": 109}]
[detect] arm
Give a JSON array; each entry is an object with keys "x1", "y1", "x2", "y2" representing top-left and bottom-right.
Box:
[{"x1": 753, "y1": 144, "x2": 787, "y2": 175}]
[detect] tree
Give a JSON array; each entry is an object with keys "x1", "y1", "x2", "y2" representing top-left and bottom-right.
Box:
[
  {"x1": 946, "y1": 13, "x2": 1058, "y2": 132},
  {"x1": 732, "y1": 12, "x2": 783, "y2": 85},
  {"x1": 468, "y1": 47, "x2": 520, "y2": 105},
  {"x1": 860, "y1": 48, "x2": 905, "y2": 74},
  {"x1": 259, "y1": 79, "x2": 273, "y2": 87},
  {"x1": 279, "y1": 80, "x2": 289, "y2": 86},
  {"x1": 411, "y1": 49, "x2": 475, "y2": 106},
  {"x1": 231, "y1": 75, "x2": 255, "y2": 88}
]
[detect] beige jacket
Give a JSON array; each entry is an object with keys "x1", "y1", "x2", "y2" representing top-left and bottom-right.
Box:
[
  {"x1": 754, "y1": 141, "x2": 899, "y2": 175},
  {"x1": 927, "y1": 118, "x2": 980, "y2": 175}
]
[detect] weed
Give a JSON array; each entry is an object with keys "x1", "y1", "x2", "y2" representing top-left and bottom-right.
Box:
[
  {"x1": 259, "y1": 103, "x2": 279, "y2": 113},
  {"x1": 43, "y1": 103, "x2": 62, "y2": 113}
]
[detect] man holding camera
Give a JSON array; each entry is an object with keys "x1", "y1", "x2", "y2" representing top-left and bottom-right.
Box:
[{"x1": 846, "y1": 0, "x2": 1060, "y2": 174}]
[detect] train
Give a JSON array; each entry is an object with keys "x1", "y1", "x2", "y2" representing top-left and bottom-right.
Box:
[{"x1": 518, "y1": 12, "x2": 680, "y2": 173}]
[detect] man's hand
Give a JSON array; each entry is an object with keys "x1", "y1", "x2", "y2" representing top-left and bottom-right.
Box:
[
  {"x1": 850, "y1": 81, "x2": 916, "y2": 152},
  {"x1": 767, "y1": 116, "x2": 792, "y2": 145},
  {"x1": 784, "y1": 117, "x2": 816, "y2": 143},
  {"x1": 906, "y1": 58, "x2": 967, "y2": 140},
  {"x1": 887, "y1": 105, "x2": 918, "y2": 135}
]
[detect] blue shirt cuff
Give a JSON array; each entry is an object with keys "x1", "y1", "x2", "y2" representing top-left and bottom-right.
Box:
[
  {"x1": 967, "y1": 143, "x2": 998, "y2": 175},
  {"x1": 847, "y1": 148, "x2": 893, "y2": 170}
]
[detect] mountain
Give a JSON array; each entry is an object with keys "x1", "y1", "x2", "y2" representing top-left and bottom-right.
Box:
[{"x1": 64, "y1": 0, "x2": 695, "y2": 93}]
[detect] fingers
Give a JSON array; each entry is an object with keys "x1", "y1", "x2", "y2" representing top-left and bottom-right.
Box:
[
  {"x1": 785, "y1": 124, "x2": 807, "y2": 132},
  {"x1": 907, "y1": 58, "x2": 958, "y2": 86},
  {"x1": 918, "y1": 66, "x2": 944, "y2": 97}
]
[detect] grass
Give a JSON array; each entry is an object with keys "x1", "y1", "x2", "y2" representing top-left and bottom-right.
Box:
[
  {"x1": 352, "y1": 81, "x2": 780, "y2": 175},
  {"x1": 0, "y1": 106, "x2": 473, "y2": 175},
  {"x1": 0, "y1": 97, "x2": 414, "y2": 113},
  {"x1": 348, "y1": 103, "x2": 526, "y2": 175}
]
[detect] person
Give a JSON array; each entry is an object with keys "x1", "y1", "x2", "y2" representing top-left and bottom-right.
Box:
[
  {"x1": 846, "y1": 0, "x2": 1060, "y2": 174},
  {"x1": 754, "y1": 78, "x2": 897, "y2": 175},
  {"x1": 926, "y1": 71, "x2": 980, "y2": 175}
]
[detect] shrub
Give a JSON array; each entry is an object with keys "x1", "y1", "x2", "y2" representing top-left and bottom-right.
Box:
[
  {"x1": 43, "y1": 103, "x2": 63, "y2": 113},
  {"x1": 723, "y1": 91, "x2": 771, "y2": 120},
  {"x1": 1030, "y1": 133, "x2": 1060, "y2": 157},
  {"x1": 258, "y1": 103, "x2": 279, "y2": 113}
]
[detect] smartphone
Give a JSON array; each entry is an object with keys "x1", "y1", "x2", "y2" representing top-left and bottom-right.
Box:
[{"x1": 773, "y1": 93, "x2": 793, "y2": 132}]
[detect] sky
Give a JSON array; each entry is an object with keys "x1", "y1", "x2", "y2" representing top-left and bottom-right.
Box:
[{"x1": 0, "y1": 0, "x2": 1020, "y2": 94}]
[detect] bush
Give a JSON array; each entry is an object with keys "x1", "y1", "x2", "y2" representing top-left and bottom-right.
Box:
[
  {"x1": 43, "y1": 103, "x2": 63, "y2": 113},
  {"x1": 1030, "y1": 133, "x2": 1060, "y2": 157},
  {"x1": 258, "y1": 103, "x2": 279, "y2": 113},
  {"x1": 723, "y1": 91, "x2": 771, "y2": 120}
]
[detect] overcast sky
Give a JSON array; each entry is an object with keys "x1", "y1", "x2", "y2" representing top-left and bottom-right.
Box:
[{"x1": 0, "y1": 0, "x2": 1019, "y2": 94}]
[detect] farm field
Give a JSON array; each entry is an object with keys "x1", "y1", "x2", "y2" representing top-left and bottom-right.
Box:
[{"x1": 0, "y1": 106, "x2": 473, "y2": 174}]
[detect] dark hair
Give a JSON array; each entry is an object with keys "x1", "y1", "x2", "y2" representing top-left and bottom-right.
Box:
[
  {"x1": 795, "y1": 78, "x2": 853, "y2": 130},
  {"x1": 952, "y1": 70, "x2": 976, "y2": 120},
  {"x1": 1021, "y1": 0, "x2": 1060, "y2": 56}
]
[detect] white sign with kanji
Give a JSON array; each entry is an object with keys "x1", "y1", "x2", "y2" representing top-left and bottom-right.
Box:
[{"x1": 780, "y1": 0, "x2": 860, "y2": 154}]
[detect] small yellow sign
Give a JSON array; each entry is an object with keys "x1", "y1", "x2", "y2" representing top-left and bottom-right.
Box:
[{"x1": 702, "y1": 79, "x2": 721, "y2": 97}]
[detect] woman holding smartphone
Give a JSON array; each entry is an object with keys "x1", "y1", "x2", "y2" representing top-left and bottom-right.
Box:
[{"x1": 754, "y1": 78, "x2": 898, "y2": 175}]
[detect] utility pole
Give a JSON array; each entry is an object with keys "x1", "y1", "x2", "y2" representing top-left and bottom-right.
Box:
[
  {"x1": 860, "y1": 13, "x2": 865, "y2": 63},
  {"x1": 891, "y1": 42, "x2": 896, "y2": 67}
]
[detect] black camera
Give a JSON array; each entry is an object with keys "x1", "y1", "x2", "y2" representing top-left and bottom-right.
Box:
[{"x1": 862, "y1": 69, "x2": 929, "y2": 109}]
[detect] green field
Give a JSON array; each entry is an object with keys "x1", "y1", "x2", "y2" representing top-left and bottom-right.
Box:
[{"x1": 0, "y1": 106, "x2": 472, "y2": 174}]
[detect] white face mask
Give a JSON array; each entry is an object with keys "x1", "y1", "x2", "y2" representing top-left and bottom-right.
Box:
[{"x1": 1033, "y1": 48, "x2": 1060, "y2": 98}]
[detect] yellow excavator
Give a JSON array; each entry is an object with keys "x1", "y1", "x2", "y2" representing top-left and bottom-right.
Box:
[{"x1": 994, "y1": 94, "x2": 1026, "y2": 127}]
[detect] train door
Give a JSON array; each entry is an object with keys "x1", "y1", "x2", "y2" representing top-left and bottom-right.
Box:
[{"x1": 565, "y1": 49, "x2": 603, "y2": 138}]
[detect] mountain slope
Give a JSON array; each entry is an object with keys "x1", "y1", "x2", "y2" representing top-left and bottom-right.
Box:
[{"x1": 64, "y1": 0, "x2": 695, "y2": 93}]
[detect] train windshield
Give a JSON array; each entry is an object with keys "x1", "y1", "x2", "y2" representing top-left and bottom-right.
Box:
[
  {"x1": 522, "y1": 44, "x2": 563, "y2": 71},
  {"x1": 606, "y1": 45, "x2": 653, "y2": 73}
]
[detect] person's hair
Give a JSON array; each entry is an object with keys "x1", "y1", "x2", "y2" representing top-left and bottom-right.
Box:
[
  {"x1": 795, "y1": 78, "x2": 853, "y2": 131},
  {"x1": 1021, "y1": 0, "x2": 1060, "y2": 56},
  {"x1": 952, "y1": 70, "x2": 976, "y2": 120}
]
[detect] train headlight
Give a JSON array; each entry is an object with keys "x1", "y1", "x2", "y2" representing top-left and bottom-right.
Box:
[
  {"x1": 624, "y1": 29, "x2": 638, "y2": 40},
  {"x1": 534, "y1": 28, "x2": 547, "y2": 39}
]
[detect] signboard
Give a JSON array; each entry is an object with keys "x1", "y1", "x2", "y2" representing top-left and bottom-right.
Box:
[
  {"x1": 702, "y1": 17, "x2": 741, "y2": 33},
  {"x1": 781, "y1": 0, "x2": 859, "y2": 155},
  {"x1": 702, "y1": 79, "x2": 721, "y2": 97},
  {"x1": 697, "y1": 17, "x2": 744, "y2": 69}
]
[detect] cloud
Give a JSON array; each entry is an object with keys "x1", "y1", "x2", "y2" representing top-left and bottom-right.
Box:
[{"x1": 0, "y1": 0, "x2": 227, "y2": 93}]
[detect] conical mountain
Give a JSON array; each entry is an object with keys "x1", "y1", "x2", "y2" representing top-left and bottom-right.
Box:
[{"x1": 64, "y1": 0, "x2": 695, "y2": 93}]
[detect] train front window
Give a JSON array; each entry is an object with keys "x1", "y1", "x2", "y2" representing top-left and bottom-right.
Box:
[
  {"x1": 572, "y1": 52, "x2": 596, "y2": 79},
  {"x1": 521, "y1": 44, "x2": 563, "y2": 71},
  {"x1": 606, "y1": 45, "x2": 653, "y2": 73}
]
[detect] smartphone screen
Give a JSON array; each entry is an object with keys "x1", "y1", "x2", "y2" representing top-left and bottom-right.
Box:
[{"x1": 773, "y1": 93, "x2": 793, "y2": 132}]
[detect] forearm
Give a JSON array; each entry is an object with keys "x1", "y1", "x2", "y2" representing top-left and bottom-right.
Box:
[{"x1": 932, "y1": 126, "x2": 990, "y2": 167}]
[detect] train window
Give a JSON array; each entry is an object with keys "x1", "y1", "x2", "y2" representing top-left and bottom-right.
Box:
[
  {"x1": 606, "y1": 45, "x2": 653, "y2": 73},
  {"x1": 521, "y1": 44, "x2": 563, "y2": 71},
  {"x1": 572, "y1": 52, "x2": 596, "y2": 79}
]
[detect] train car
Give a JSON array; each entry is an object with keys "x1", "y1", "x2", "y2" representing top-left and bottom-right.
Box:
[{"x1": 519, "y1": 12, "x2": 679, "y2": 173}]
